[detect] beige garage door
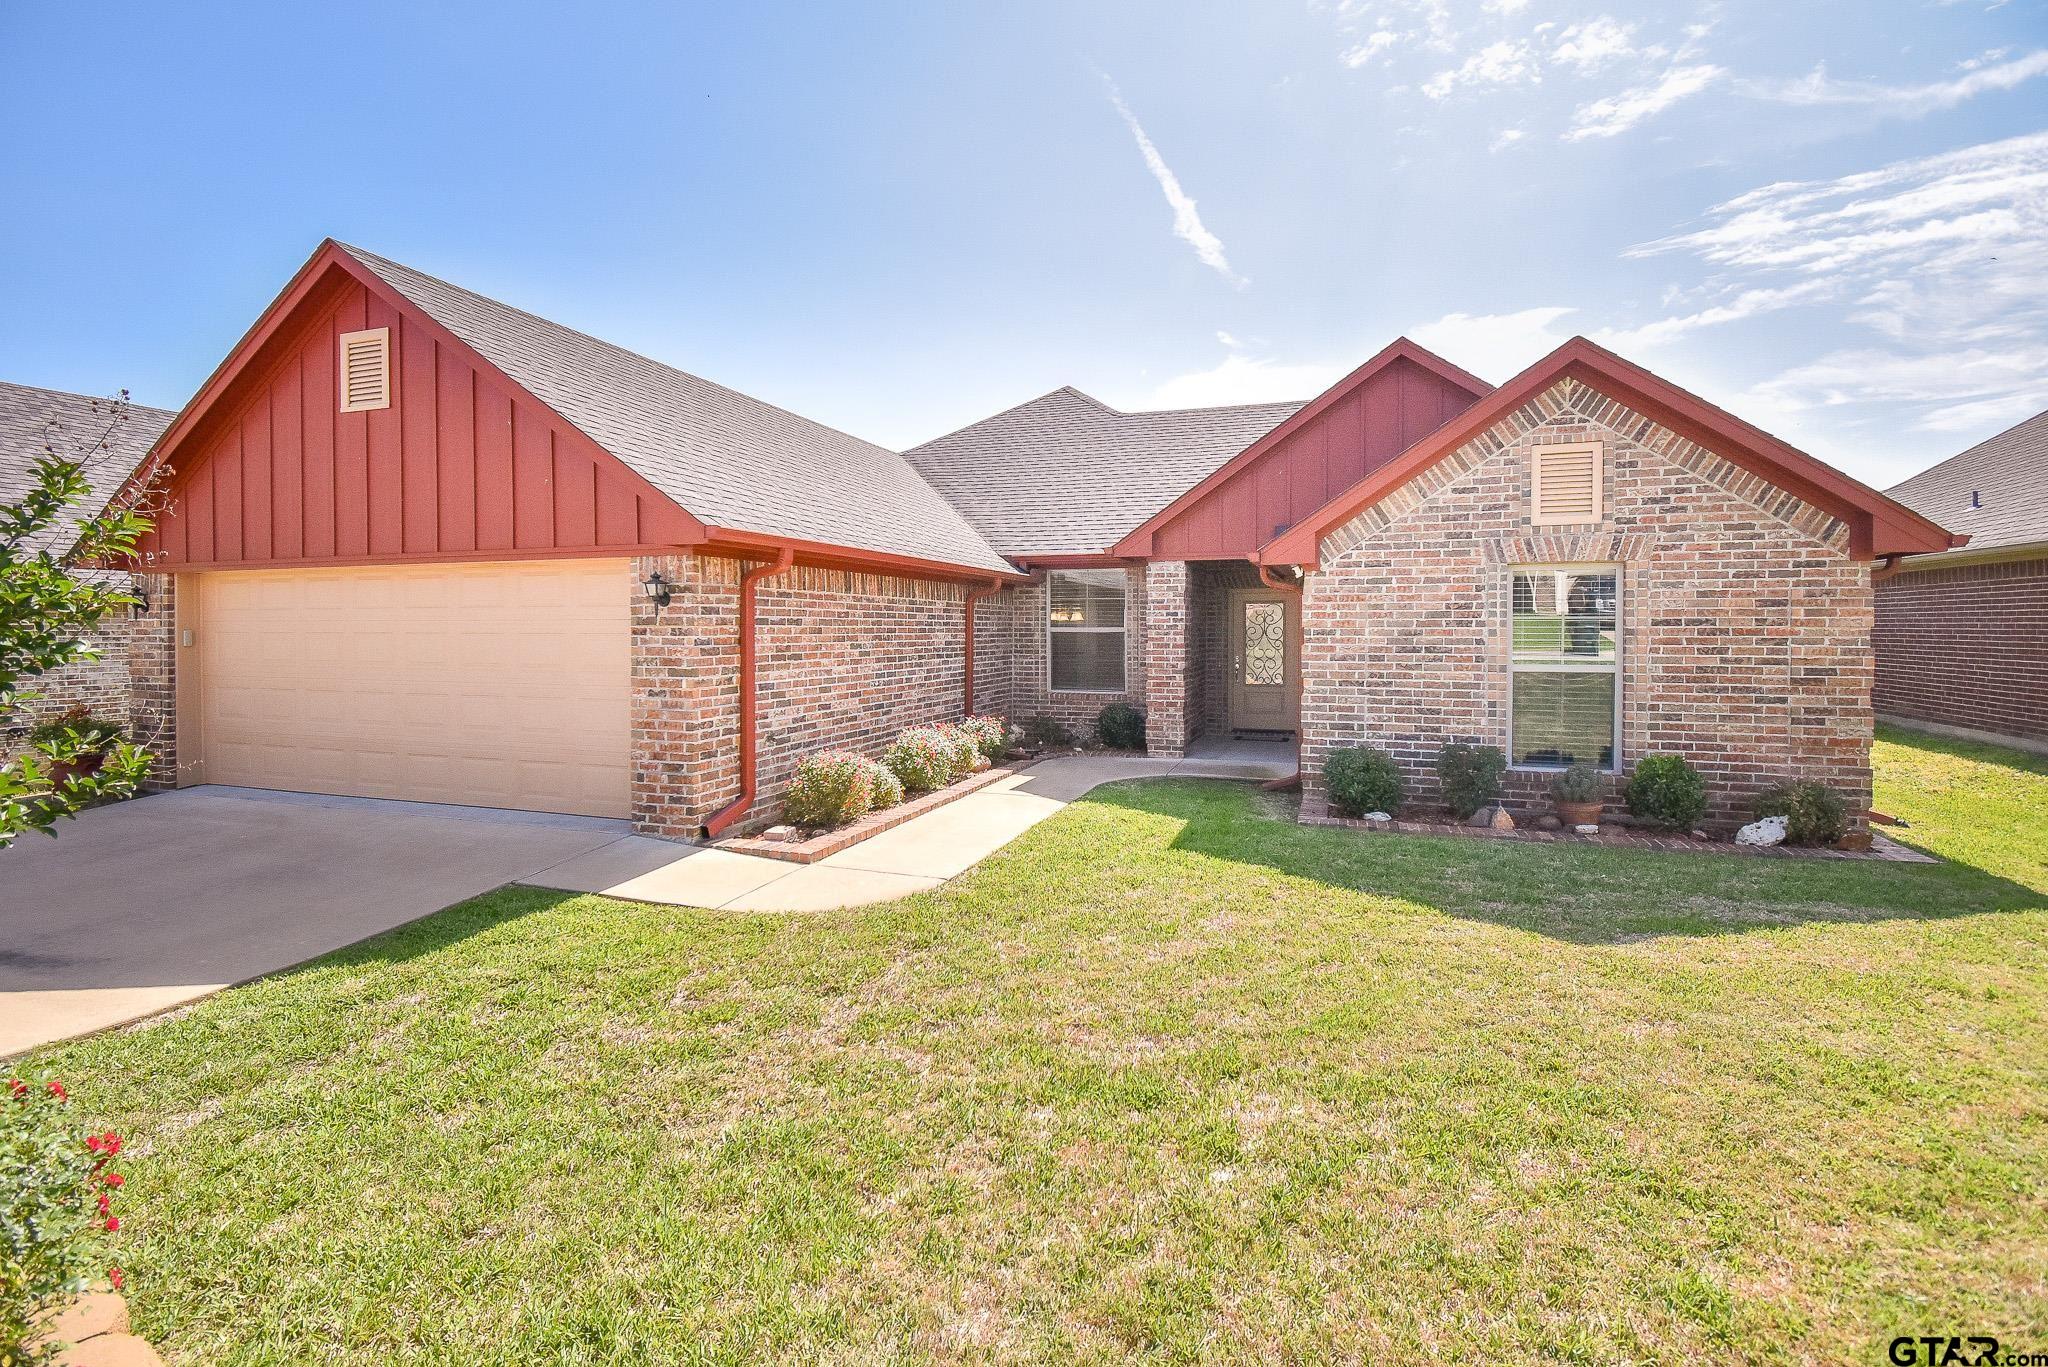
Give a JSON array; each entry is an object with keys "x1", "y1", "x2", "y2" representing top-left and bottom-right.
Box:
[{"x1": 185, "y1": 560, "x2": 631, "y2": 818}]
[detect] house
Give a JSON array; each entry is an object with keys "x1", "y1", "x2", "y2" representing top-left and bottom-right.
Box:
[
  {"x1": 0, "y1": 381, "x2": 175, "y2": 738},
  {"x1": 1875, "y1": 407, "x2": 2048, "y2": 752},
  {"x1": 101, "y1": 239, "x2": 1956, "y2": 836}
]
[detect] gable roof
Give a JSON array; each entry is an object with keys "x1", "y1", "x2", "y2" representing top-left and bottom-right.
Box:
[
  {"x1": 904, "y1": 387, "x2": 1304, "y2": 558},
  {"x1": 332, "y1": 245, "x2": 1014, "y2": 578},
  {"x1": 1260, "y1": 336, "x2": 1962, "y2": 568},
  {"x1": 1887, "y1": 406, "x2": 2048, "y2": 558},
  {"x1": 0, "y1": 381, "x2": 175, "y2": 555},
  {"x1": 1110, "y1": 338, "x2": 1490, "y2": 558}
]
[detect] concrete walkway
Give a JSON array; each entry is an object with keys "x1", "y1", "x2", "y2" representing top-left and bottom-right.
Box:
[{"x1": 526, "y1": 748, "x2": 1290, "y2": 911}]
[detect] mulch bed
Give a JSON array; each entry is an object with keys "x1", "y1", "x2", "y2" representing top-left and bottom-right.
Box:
[
  {"x1": 1299, "y1": 802, "x2": 1936, "y2": 863},
  {"x1": 718, "y1": 766, "x2": 1019, "y2": 864}
]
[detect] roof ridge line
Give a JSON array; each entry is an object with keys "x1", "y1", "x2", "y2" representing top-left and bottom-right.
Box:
[{"x1": 0, "y1": 379, "x2": 179, "y2": 421}]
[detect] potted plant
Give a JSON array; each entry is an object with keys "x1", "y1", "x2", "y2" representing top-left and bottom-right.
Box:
[
  {"x1": 1550, "y1": 763, "x2": 1605, "y2": 827},
  {"x1": 24, "y1": 706, "x2": 120, "y2": 790}
]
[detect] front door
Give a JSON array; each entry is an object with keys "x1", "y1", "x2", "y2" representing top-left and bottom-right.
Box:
[{"x1": 1228, "y1": 589, "x2": 1300, "y2": 734}]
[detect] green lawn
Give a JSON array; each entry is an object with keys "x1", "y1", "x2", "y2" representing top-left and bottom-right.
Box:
[{"x1": 29, "y1": 725, "x2": 2048, "y2": 1363}]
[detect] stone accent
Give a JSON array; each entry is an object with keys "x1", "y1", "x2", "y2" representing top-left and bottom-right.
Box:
[
  {"x1": 1143, "y1": 560, "x2": 1192, "y2": 756},
  {"x1": 1875, "y1": 555, "x2": 2047, "y2": 747},
  {"x1": 127, "y1": 574, "x2": 177, "y2": 791},
  {"x1": 1300, "y1": 377, "x2": 1873, "y2": 829},
  {"x1": 630, "y1": 553, "x2": 975, "y2": 837}
]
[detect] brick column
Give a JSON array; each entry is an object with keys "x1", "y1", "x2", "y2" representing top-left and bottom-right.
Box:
[
  {"x1": 128, "y1": 572, "x2": 178, "y2": 791},
  {"x1": 630, "y1": 554, "x2": 741, "y2": 839},
  {"x1": 1144, "y1": 560, "x2": 1192, "y2": 756}
]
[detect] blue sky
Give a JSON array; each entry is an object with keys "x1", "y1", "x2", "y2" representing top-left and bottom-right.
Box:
[{"x1": 2, "y1": 0, "x2": 2043, "y2": 486}]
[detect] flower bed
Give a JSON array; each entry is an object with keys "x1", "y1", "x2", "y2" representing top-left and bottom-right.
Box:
[
  {"x1": 1299, "y1": 802, "x2": 1933, "y2": 862},
  {"x1": 722, "y1": 764, "x2": 1018, "y2": 864}
]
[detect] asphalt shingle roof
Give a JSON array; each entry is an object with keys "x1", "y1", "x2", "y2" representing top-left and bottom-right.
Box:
[
  {"x1": 1887, "y1": 406, "x2": 2048, "y2": 555},
  {"x1": 337, "y1": 244, "x2": 1014, "y2": 577},
  {"x1": 0, "y1": 381, "x2": 174, "y2": 557},
  {"x1": 903, "y1": 387, "x2": 1305, "y2": 557}
]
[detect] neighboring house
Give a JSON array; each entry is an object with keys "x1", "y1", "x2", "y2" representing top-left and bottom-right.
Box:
[
  {"x1": 0, "y1": 381, "x2": 175, "y2": 740},
  {"x1": 105, "y1": 240, "x2": 1956, "y2": 836},
  {"x1": 1875, "y1": 408, "x2": 2048, "y2": 752}
]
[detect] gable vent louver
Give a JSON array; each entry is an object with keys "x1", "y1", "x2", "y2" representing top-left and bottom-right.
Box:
[
  {"x1": 338, "y1": 327, "x2": 392, "y2": 413},
  {"x1": 1531, "y1": 442, "x2": 1602, "y2": 526}
]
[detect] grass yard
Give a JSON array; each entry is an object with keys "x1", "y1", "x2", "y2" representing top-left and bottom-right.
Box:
[{"x1": 28, "y1": 726, "x2": 2048, "y2": 1363}]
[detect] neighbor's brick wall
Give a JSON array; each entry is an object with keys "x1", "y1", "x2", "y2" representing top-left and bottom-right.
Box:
[
  {"x1": 631, "y1": 553, "x2": 975, "y2": 837},
  {"x1": 983, "y1": 567, "x2": 1150, "y2": 740},
  {"x1": 1875, "y1": 556, "x2": 2048, "y2": 746},
  {"x1": 1301, "y1": 377, "x2": 1872, "y2": 828}
]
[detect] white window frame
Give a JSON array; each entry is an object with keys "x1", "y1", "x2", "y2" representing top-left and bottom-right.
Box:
[
  {"x1": 1506, "y1": 563, "x2": 1622, "y2": 773},
  {"x1": 1046, "y1": 569, "x2": 1128, "y2": 695}
]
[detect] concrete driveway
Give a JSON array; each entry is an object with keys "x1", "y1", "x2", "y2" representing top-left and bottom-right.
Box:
[{"x1": 0, "y1": 786, "x2": 628, "y2": 1055}]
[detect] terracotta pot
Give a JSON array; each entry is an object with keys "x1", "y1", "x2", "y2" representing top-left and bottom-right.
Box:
[
  {"x1": 1555, "y1": 799, "x2": 1603, "y2": 827},
  {"x1": 48, "y1": 750, "x2": 107, "y2": 789}
]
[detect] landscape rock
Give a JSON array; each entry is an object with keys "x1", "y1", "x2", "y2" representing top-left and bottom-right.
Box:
[
  {"x1": 1489, "y1": 806, "x2": 1516, "y2": 831},
  {"x1": 51, "y1": 1333, "x2": 163, "y2": 1367},
  {"x1": 1532, "y1": 814, "x2": 1562, "y2": 831},
  {"x1": 1466, "y1": 808, "x2": 1494, "y2": 828},
  {"x1": 33, "y1": 1293, "x2": 129, "y2": 1347},
  {"x1": 763, "y1": 825, "x2": 800, "y2": 843},
  {"x1": 1573, "y1": 823, "x2": 1600, "y2": 835},
  {"x1": 1837, "y1": 830, "x2": 1874, "y2": 852},
  {"x1": 1736, "y1": 815, "x2": 1789, "y2": 847},
  {"x1": 1362, "y1": 811, "x2": 1393, "y2": 824}
]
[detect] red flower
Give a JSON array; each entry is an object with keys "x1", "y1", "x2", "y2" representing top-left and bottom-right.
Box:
[
  {"x1": 97, "y1": 1193, "x2": 111, "y2": 1215},
  {"x1": 100, "y1": 1132, "x2": 122, "y2": 1155},
  {"x1": 104, "y1": 1217, "x2": 119, "y2": 1232},
  {"x1": 108, "y1": 1267, "x2": 124, "y2": 1292},
  {"x1": 87, "y1": 1134, "x2": 103, "y2": 1152},
  {"x1": 7, "y1": 1079, "x2": 26, "y2": 1100},
  {"x1": 104, "y1": 1172, "x2": 125, "y2": 1187},
  {"x1": 45, "y1": 1080, "x2": 68, "y2": 1102}
]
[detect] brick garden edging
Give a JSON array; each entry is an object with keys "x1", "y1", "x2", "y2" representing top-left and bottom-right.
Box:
[
  {"x1": 718, "y1": 766, "x2": 1019, "y2": 864},
  {"x1": 1300, "y1": 808, "x2": 1936, "y2": 862}
]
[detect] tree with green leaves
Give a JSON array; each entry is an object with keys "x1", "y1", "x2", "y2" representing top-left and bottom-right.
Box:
[{"x1": 1, "y1": 394, "x2": 160, "y2": 848}]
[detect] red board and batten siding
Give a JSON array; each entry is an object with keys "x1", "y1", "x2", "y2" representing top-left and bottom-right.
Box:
[
  {"x1": 1146, "y1": 357, "x2": 1482, "y2": 560},
  {"x1": 136, "y1": 276, "x2": 696, "y2": 570}
]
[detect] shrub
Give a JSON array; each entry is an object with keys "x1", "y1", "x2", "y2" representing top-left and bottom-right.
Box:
[
  {"x1": 884, "y1": 725, "x2": 956, "y2": 794},
  {"x1": 783, "y1": 752, "x2": 880, "y2": 828},
  {"x1": 1550, "y1": 762, "x2": 1604, "y2": 805},
  {"x1": 932, "y1": 723, "x2": 986, "y2": 779},
  {"x1": 1626, "y1": 754, "x2": 1708, "y2": 830},
  {"x1": 1020, "y1": 715, "x2": 1074, "y2": 750},
  {"x1": 867, "y1": 761, "x2": 904, "y2": 810},
  {"x1": 1435, "y1": 742, "x2": 1506, "y2": 819},
  {"x1": 1095, "y1": 703, "x2": 1146, "y2": 751},
  {"x1": 2, "y1": 1076, "x2": 126, "y2": 1362},
  {"x1": 1750, "y1": 782, "x2": 1851, "y2": 846},
  {"x1": 23, "y1": 704, "x2": 121, "y2": 754},
  {"x1": 959, "y1": 715, "x2": 1010, "y2": 763},
  {"x1": 1325, "y1": 747, "x2": 1402, "y2": 818}
]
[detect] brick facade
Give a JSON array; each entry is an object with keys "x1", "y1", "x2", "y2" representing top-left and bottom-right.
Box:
[
  {"x1": 3, "y1": 616, "x2": 133, "y2": 740},
  {"x1": 128, "y1": 574, "x2": 178, "y2": 789},
  {"x1": 1875, "y1": 556, "x2": 2048, "y2": 748},
  {"x1": 972, "y1": 567, "x2": 1149, "y2": 741},
  {"x1": 1143, "y1": 560, "x2": 1191, "y2": 755},
  {"x1": 1299, "y1": 378, "x2": 1873, "y2": 829},
  {"x1": 630, "y1": 553, "x2": 976, "y2": 837}
]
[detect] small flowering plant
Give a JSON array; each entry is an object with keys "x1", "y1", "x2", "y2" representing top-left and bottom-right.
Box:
[
  {"x1": 3, "y1": 1076, "x2": 125, "y2": 1361},
  {"x1": 957, "y1": 715, "x2": 1011, "y2": 765}
]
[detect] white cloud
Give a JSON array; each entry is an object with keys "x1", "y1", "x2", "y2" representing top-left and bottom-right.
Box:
[
  {"x1": 1563, "y1": 64, "x2": 1723, "y2": 139},
  {"x1": 1551, "y1": 17, "x2": 1637, "y2": 72},
  {"x1": 1758, "y1": 47, "x2": 2048, "y2": 116},
  {"x1": 1423, "y1": 40, "x2": 1539, "y2": 99},
  {"x1": 1409, "y1": 306, "x2": 1577, "y2": 382},
  {"x1": 1631, "y1": 132, "x2": 2048, "y2": 437},
  {"x1": 1594, "y1": 280, "x2": 1835, "y2": 352},
  {"x1": 1341, "y1": 26, "x2": 1401, "y2": 67},
  {"x1": 1483, "y1": 0, "x2": 1530, "y2": 14},
  {"x1": 1103, "y1": 81, "x2": 1247, "y2": 288},
  {"x1": 1143, "y1": 353, "x2": 1346, "y2": 409},
  {"x1": 1489, "y1": 126, "x2": 1528, "y2": 152}
]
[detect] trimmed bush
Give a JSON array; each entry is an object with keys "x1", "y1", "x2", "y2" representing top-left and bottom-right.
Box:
[
  {"x1": 1096, "y1": 703, "x2": 1146, "y2": 751},
  {"x1": 933, "y1": 723, "x2": 986, "y2": 779},
  {"x1": 868, "y1": 761, "x2": 904, "y2": 810},
  {"x1": 1325, "y1": 747, "x2": 1402, "y2": 818},
  {"x1": 1626, "y1": 754, "x2": 1708, "y2": 830},
  {"x1": 784, "y1": 752, "x2": 880, "y2": 828},
  {"x1": 1435, "y1": 742, "x2": 1506, "y2": 819},
  {"x1": 960, "y1": 715, "x2": 1010, "y2": 763},
  {"x1": 1751, "y1": 782, "x2": 1850, "y2": 846},
  {"x1": 1020, "y1": 715, "x2": 1074, "y2": 750},
  {"x1": 884, "y1": 725, "x2": 956, "y2": 794}
]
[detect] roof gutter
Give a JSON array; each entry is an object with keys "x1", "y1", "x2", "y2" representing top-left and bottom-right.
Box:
[
  {"x1": 700, "y1": 547, "x2": 796, "y2": 840},
  {"x1": 1257, "y1": 562, "x2": 1304, "y2": 594},
  {"x1": 962, "y1": 577, "x2": 1004, "y2": 717}
]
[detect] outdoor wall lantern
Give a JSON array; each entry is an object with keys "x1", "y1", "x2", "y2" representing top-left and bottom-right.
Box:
[{"x1": 642, "y1": 569, "x2": 674, "y2": 608}]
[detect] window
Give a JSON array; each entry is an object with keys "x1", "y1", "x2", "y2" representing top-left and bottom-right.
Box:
[
  {"x1": 1509, "y1": 566, "x2": 1618, "y2": 769},
  {"x1": 338, "y1": 327, "x2": 391, "y2": 413},
  {"x1": 1048, "y1": 569, "x2": 1126, "y2": 692}
]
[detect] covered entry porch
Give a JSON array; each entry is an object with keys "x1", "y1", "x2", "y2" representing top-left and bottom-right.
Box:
[{"x1": 1143, "y1": 559, "x2": 1302, "y2": 768}]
